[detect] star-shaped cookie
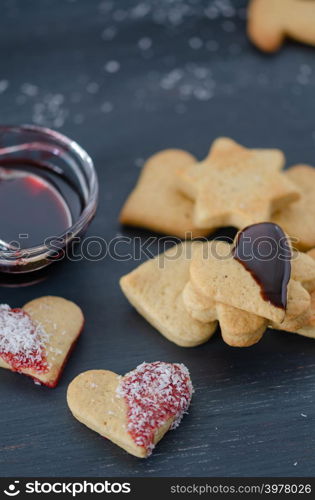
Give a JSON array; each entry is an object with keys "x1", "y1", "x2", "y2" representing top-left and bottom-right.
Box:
[{"x1": 176, "y1": 137, "x2": 300, "y2": 230}]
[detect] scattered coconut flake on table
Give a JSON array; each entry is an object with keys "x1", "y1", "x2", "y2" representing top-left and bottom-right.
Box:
[
  {"x1": 99, "y1": 0, "x2": 239, "y2": 28},
  {"x1": 86, "y1": 82, "x2": 100, "y2": 94},
  {"x1": 134, "y1": 157, "x2": 144, "y2": 168},
  {"x1": 101, "y1": 101, "x2": 114, "y2": 113},
  {"x1": 159, "y1": 63, "x2": 216, "y2": 102},
  {"x1": 0, "y1": 304, "x2": 49, "y2": 373},
  {"x1": 0, "y1": 80, "x2": 9, "y2": 94},
  {"x1": 138, "y1": 37, "x2": 152, "y2": 51},
  {"x1": 21, "y1": 83, "x2": 39, "y2": 97},
  {"x1": 14, "y1": 83, "x2": 69, "y2": 129},
  {"x1": 116, "y1": 361, "x2": 193, "y2": 454},
  {"x1": 101, "y1": 26, "x2": 117, "y2": 40},
  {"x1": 104, "y1": 60, "x2": 121, "y2": 73}
]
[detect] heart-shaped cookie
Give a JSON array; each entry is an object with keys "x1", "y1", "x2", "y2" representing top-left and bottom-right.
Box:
[
  {"x1": 0, "y1": 296, "x2": 84, "y2": 387},
  {"x1": 67, "y1": 362, "x2": 193, "y2": 458},
  {"x1": 119, "y1": 149, "x2": 210, "y2": 239},
  {"x1": 120, "y1": 241, "x2": 216, "y2": 347}
]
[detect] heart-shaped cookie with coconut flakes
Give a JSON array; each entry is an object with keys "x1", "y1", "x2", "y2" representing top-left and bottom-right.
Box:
[
  {"x1": 67, "y1": 362, "x2": 193, "y2": 458},
  {"x1": 0, "y1": 296, "x2": 84, "y2": 387}
]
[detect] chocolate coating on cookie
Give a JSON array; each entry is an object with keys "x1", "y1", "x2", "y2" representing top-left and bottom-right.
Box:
[{"x1": 233, "y1": 223, "x2": 291, "y2": 309}]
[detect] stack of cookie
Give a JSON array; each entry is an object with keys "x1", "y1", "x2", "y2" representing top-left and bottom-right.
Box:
[
  {"x1": 120, "y1": 137, "x2": 315, "y2": 250},
  {"x1": 120, "y1": 232, "x2": 315, "y2": 348},
  {"x1": 119, "y1": 138, "x2": 315, "y2": 347}
]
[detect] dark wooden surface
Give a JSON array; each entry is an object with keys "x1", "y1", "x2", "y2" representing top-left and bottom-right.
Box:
[{"x1": 0, "y1": 0, "x2": 315, "y2": 478}]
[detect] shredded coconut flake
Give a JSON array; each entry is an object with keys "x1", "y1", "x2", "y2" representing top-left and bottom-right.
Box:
[
  {"x1": 116, "y1": 361, "x2": 193, "y2": 454},
  {"x1": 0, "y1": 305, "x2": 49, "y2": 373}
]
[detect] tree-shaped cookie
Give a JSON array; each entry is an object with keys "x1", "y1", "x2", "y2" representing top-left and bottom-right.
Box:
[
  {"x1": 184, "y1": 263, "x2": 314, "y2": 347},
  {"x1": 184, "y1": 223, "x2": 315, "y2": 346}
]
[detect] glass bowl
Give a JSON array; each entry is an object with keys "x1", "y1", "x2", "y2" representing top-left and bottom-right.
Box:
[{"x1": 0, "y1": 125, "x2": 98, "y2": 273}]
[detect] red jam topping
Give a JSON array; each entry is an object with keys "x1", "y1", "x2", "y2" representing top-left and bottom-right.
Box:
[
  {"x1": 117, "y1": 362, "x2": 193, "y2": 453},
  {"x1": 0, "y1": 305, "x2": 49, "y2": 373}
]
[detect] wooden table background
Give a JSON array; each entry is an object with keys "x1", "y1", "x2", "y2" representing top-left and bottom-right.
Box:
[{"x1": 0, "y1": 0, "x2": 314, "y2": 477}]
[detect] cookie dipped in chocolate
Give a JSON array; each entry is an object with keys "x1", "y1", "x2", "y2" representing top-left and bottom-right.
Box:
[{"x1": 233, "y1": 222, "x2": 291, "y2": 309}]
